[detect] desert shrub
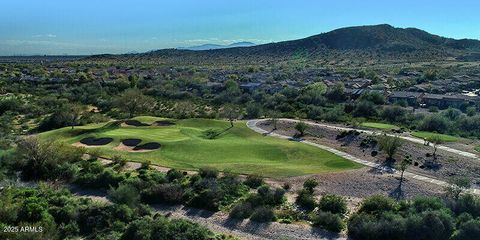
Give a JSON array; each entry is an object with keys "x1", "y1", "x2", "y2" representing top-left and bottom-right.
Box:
[
  {"x1": 256, "y1": 185, "x2": 286, "y2": 206},
  {"x1": 141, "y1": 183, "x2": 184, "y2": 205},
  {"x1": 166, "y1": 169, "x2": 184, "y2": 182},
  {"x1": 229, "y1": 202, "x2": 253, "y2": 219},
  {"x1": 447, "y1": 194, "x2": 480, "y2": 218},
  {"x1": 319, "y1": 194, "x2": 348, "y2": 215},
  {"x1": 359, "y1": 195, "x2": 396, "y2": 215},
  {"x1": 187, "y1": 189, "x2": 221, "y2": 211},
  {"x1": 312, "y1": 211, "x2": 345, "y2": 232},
  {"x1": 294, "y1": 121, "x2": 309, "y2": 136},
  {"x1": 199, "y1": 167, "x2": 218, "y2": 179},
  {"x1": 202, "y1": 129, "x2": 220, "y2": 139},
  {"x1": 244, "y1": 175, "x2": 264, "y2": 189},
  {"x1": 75, "y1": 168, "x2": 126, "y2": 189},
  {"x1": 411, "y1": 196, "x2": 444, "y2": 212},
  {"x1": 303, "y1": 178, "x2": 318, "y2": 193},
  {"x1": 250, "y1": 206, "x2": 275, "y2": 222},
  {"x1": 108, "y1": 184, "x2": 140, "y2": 207},
  {"x1": 451, "y1": 219, "x2": 480, "y2": 240},
  {"x1": 296, "y1": 189, "x2": 316, "y2": 211}
]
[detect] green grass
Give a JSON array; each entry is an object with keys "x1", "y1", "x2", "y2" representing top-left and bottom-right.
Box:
[
  {"x1": 39, "y1": 117, "x2": 362, "y2": 177},
  {"x1": 411, "y1": 131, "x2": 460, "y2": 142},
  {"x1": 361, "y1": 122, "x2": 399, "y2": 130},
  {"x1": 475, "y1": 146, "x2": 480, "y2": 153}
]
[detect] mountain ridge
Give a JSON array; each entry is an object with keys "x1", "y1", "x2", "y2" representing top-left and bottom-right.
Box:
[{"x1": 89, "y1": 24, "x2": 480, "y2": 63}]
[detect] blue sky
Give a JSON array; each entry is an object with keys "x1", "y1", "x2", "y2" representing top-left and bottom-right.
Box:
[{"x1": 1, "y1": 0, "x2": 479, "y2": 55}]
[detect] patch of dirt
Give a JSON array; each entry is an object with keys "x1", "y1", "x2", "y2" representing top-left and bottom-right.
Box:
[
  {"x1": 79, "y1": 137, "x2": 113, "y2": 146},
  {"x1": 124, "y1": 120, "x2": 150, "y2": 127}
]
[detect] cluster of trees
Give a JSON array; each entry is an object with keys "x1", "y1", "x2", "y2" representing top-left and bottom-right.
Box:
[
  {"x1": 348, "y1": 194, "x2": 480, "y2": 240},
  {"x1": 0, "y1": 185, "x2": 229, "y2": 240}
]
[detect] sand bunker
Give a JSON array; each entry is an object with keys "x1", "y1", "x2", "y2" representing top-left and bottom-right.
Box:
[
  {"x1": 79, "y1": 137, "x2": 113, "y2": 146},
  {"x1": 122, "y1": 138, "x2": 142, "y2": 147},
  {"x1": 124, "y1": 120, "x2": 150, "y2": 127},
  {"x1": 153, "y1": 120, "x2": 176, "y2": 126},
  {"x1": 133, "y1": 142, "x2": 161, "y2": 151},
  {"x1": 114, "y1": 139, "x2": 160, "y2": 152}
]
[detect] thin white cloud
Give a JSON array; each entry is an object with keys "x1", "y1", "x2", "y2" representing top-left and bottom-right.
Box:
[{"x1": 32, "y1": 34, "x2": 57, "y2": 38}]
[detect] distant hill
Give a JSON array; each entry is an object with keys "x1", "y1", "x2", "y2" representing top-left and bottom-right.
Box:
[
  {"x1": 178, "y1": 41, "x2": 256, "y2": 51},
  {"x1": 89, "y1": 24, "x2": 480, "y2": 64}
]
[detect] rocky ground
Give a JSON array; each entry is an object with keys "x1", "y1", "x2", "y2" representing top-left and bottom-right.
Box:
[{"x1": 258, "y1": 120, "x2": 480, "y2": 187}]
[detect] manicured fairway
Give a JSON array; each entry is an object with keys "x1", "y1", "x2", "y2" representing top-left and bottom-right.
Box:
[
  {"x1": 40, "y1": 117, "x2": 362, "y2": 177},
  {"x1": 411, "y1": 131, "x2": 460, "y2": 142},
  {"x1": 361, "y1": 122, "x2": 398, "y2": 130}
]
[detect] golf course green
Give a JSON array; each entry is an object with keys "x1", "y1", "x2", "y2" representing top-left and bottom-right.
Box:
[
  {"x1": 360, "y1": 122, "x2": 399, "y2": 130},
  {"x1": 40, "y1": 116, "x2": 362, "y2": 177}
]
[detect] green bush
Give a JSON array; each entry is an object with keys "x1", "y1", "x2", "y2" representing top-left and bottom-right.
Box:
[
  {"x1": 303, "y1": 178, "x2": 318, "y2": 193},
  {"x1": 359, "y1": 195, "x2": 396, "y2": 215},
  {"x1": 108, "y1": 184, "x2": 140, "y2": 207},
  {"x1": 296, "y1": 189, "x2": 316, "y2": 211},
  {"x1": 229, "y1": 202, "x2": 253, "y2": 219},
  {"x1": 318, "y1": 194, "x2": 347, "y2": 215},
  {"x1": 141, "y1": 183, "x2": 184, "y2": 205},
  {"x1": 250, "y1": 206, "x2": 275, "y2": 222},
  {"x1": 244, "y1": 175, "x2": 264, "y2": 189},
  {"x1": 312, "y1": 211, "x2": 345, "y2": 232},
  {"x1": 199, "y1": 167, "x2": 219, "y2": 179}
]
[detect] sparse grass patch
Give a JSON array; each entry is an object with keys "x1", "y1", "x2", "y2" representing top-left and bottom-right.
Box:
[
  {"x1": 412, "y1": 131, "x2": 460, "y2": 142},
  {"x1": 361, "y1": 122, "x2": 398, "y2": 130}
]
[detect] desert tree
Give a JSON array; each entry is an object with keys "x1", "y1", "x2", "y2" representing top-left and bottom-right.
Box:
[
  {"x1": 396, "y1": 155, "x2": 412, "y2": 189},
  {"x1": 378, "y1": 135, "x2": 403, "y2": 160},
  {"x1": 221, "y1": 104, "x2": 241, "y2": 127},
  {"x1": 295, "y1": 121, "x2": 309, "y2": 136},
  {"x1": 267, "y1": 110, "x2": 280, "y2": 130},
  {"x1": 427, "y1": 135, "x2": 444, "y2": 160},
  {"x1": 114, "y1": 89, "x2": 156, "y2": 118},
  {"x1": 445, "y1": 177, "x2": 471, "y2": 199},
  {"x1": 63, "y1": 103, "x2": 84, "y2": 129}
]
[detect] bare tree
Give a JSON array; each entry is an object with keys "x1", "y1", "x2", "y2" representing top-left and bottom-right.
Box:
[
  {"x1": 267, "y1": 110, "x2": 280, "y2": 130},
  {"x1": 427, "y1": 135, "x2": 444, "y2": 160}
]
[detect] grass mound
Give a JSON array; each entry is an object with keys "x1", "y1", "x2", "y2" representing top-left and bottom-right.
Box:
[
  {"x1": 80, "y1": 137, "x2": 114, "y2": 146},
  {"x1": 40, "y1": 117, "x2": 362, "y2": 177}
]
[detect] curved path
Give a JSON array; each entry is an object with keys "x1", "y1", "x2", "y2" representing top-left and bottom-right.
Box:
[{"x1": 247, "y1": 119, "x2": 480, "y2": 195}]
